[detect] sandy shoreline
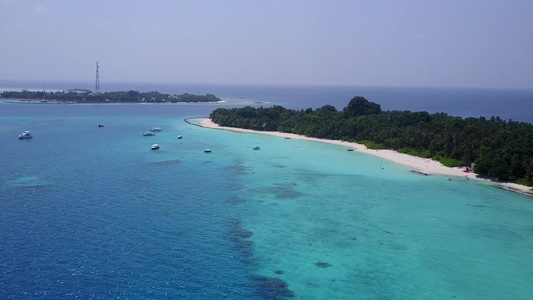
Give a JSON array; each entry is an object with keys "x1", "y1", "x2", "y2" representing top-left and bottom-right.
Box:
[{"x1": 194, "y1": 117, "x2": 533, "y2": 197}]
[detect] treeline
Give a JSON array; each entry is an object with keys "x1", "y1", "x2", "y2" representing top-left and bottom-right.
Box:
[
  {"x1": 210, "y1": 97, "x2": 533, "y2": 185},
  {"x1": 176, "y1": 93, "x2": 220, "y2": 103},
  {"x1": 0, "y1": 90, "x2": 221, "y2": 103}
]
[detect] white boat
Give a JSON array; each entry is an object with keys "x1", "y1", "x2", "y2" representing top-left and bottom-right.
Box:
[
  {"x1": 151, "y1": 144, "x2": 160, "y2": 150},
  {"x1": 178, "y1": 135, "x2": 183, "y2": 139},
  {"x1": 151, "y1": 128, "x2": 162, "y2": 132},
  {"x1": 143, "y1": 132, "x2": 155, "y2": 136},
  {"x1": 18, "y1": 131, "x2": 33, "y2": 139}
]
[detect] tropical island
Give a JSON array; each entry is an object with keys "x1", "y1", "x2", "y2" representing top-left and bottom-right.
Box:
[
  {"x1": 0, "y1": 90, "x2": 221, "y2": 103},
  {"x1": 210, "y1": 97, "x2": 533, "y2": 187}
]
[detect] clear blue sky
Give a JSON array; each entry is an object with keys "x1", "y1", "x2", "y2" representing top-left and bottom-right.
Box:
[{"x1": 1, "y1": 0, "x2": 532, "y2": 89}]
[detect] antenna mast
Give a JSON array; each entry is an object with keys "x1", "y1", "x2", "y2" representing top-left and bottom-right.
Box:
[{"x1": 95, "y1": 62, "x2": 100, "y2": 94}]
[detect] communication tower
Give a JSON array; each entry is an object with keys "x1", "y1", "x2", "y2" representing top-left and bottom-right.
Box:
[{"x1": 95, "y1": 62, "x2": 101, "y2": 94}]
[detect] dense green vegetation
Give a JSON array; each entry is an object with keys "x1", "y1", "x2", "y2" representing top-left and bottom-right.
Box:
[
  {"x1": 210, "y1": 97, "x2": 533, "y2": 185},
  {"x1": 0, "y1": 90, "x2": 221, "y2": 103}
]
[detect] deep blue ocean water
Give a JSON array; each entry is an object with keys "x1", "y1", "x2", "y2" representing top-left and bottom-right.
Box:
[
  {"x1": 1, "y1": 83, "x2": 533, "y2": 299},
  {"x1": 1, "y1": 104, "x2": 263, "y2": 299}
]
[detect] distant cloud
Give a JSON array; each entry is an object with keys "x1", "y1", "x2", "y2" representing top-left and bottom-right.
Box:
[
  {"x1": 0, "y1": 0, "x2": 15, "y2": 5},
  {"x1": 32, "y1": 5, "x2": 47, "y2": 14},
  {"x1": 412, "y1": 32, "x2": 424, "y2": 38}
]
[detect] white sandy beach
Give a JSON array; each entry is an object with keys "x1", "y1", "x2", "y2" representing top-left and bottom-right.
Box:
[{"x1": 197, "y1": 118, "x2": 533, "y2": 196}]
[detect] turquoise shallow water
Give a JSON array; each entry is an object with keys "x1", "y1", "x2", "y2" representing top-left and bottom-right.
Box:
[
  {"x1": 223, "y1": 132, "x2": 533, "y2": 299},
  {"x1": 1, "y1": 102, "x2": 533, "y2": 299}
]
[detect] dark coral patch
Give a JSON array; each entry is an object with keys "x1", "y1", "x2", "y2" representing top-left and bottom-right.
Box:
[
  {"x1": 235, "y1": 240, "x2": 254, "y2": 258},
  {"x1": 228, "y1": 219, "x2": 253, "y2": 239},
  {"x1": 266, "y1": 183, "x2": 303, "y2": 200},
  {"x1": 226, "y1": 159, "x2": 248, "y2": 175},
  {"x1": 315, "y1": 262, "x2": 332, "y2": 268},
  {"x1": 227, "y1": 219, "x2": 254, "y2": 262},
  {"x1": 275, "y1": 270, "x2": 285, "y2": 275},
  {"x1": 251, "y1": 275, "x2": 294, "y2": 299}
]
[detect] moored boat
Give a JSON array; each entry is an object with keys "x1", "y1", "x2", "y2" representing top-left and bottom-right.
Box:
[
  {"x1": 18, "y1": 131, "x2": 33, "y2": 139},
  {"x1": 151, "y1": 144, "x2": 160, "y2": 150},
  {"x1": 143, "y1": 132, "x2": 156, "y2": 136},
  {"x1": 151, "y1": 128, "x2": 162, "y2": 132},
  {"x1": 204, "y1": 149, "x2": 212, "y2": 153},
  {"x1": 178, "y1": 135, "x2": 183, "y2": 139}
]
